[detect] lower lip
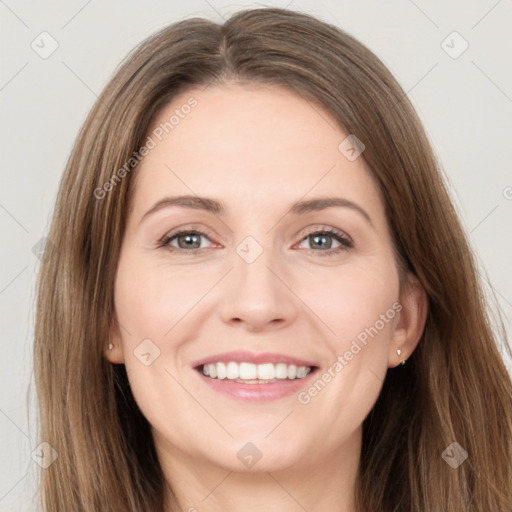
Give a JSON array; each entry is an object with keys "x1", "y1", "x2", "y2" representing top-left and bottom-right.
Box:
[{"x1": 195, "y1": 368, "x2": 318, "y2": 402}]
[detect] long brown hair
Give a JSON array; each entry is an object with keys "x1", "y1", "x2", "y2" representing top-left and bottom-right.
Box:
[{"x1": 34, "y1": 7, "x2": 512, "y2": 511}]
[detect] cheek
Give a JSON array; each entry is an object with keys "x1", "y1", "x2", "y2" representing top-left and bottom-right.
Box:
[
  {"x1": 112, "y1": 257, "x2": 221, "y2": 427},
  {"x1": 293, "y1": 264, "x2": 399, "y2": 437},
  {"x1": 297, "y1": 260, "x2": 399, "y2": 349},
  {"x1": 113, "y1": 262, "x2": 194, "y2": 447},
  {"x1": 114, "y1": 256, "x2": 216, "y2": 346}
]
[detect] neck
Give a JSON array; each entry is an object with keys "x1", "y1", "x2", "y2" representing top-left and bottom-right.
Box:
[{"x1": 159, "y1": 429, "x2": 362, "y2": 512}]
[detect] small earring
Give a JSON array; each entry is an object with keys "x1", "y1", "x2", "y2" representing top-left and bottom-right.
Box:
[
  {"x1": 108, "y1": 343, "x2": 114, "y2": 351},
  {"x1": 397, "y1": 348, "x2": 406, "y2": 366}
]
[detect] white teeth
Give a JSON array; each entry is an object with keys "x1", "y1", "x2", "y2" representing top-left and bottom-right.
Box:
[
  {"x1": 217, "y1": 362, "x2": 227, "y2": 379},
  {"x1": 200, "y1": 362, "x2": 312, "y2": 381},
  {"x1": 208, "y1": 363, "x2": 217, "y2": 378},
  {"x1": 226, "y1": 361, "x2": 239, "y2": 379},
  {"x1": 275, "y1": 363, "x2": 288, "y2": 379},
  {"x1": 257, "y1": 363, "x2": 275, "y2": 380},
  {"x1": 297, "y1": 366, "x2": 308, "y2": 378},
  {"x1": 239, "y1": 362, "x2": 257, "y2": 379}
]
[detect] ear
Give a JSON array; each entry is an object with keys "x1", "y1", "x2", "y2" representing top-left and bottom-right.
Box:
[
  {"x1": 105, "y1": 313, "x2": 125, "y2": 364},
  {"x1": 388, "y1": 272, "x2": 428, "y2": 367}
]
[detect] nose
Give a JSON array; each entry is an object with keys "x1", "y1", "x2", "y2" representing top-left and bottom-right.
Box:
[{"x1": 218, "y1": 244, "x2": 299, "y2": 332}]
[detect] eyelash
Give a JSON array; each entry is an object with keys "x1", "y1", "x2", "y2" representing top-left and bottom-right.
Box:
[{"x1": 157, "y1": 226, "x2": 354, "y2": 257}]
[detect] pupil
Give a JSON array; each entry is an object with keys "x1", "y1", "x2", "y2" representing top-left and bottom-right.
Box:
[
  {"x1": 179, "y1": 234, "x2": 200, "y2": 249},
  {"x1": 311, "y1": 234, "x2": 331, "y2": 249}
]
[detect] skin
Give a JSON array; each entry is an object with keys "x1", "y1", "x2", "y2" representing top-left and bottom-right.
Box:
[{"x1": 108, "y1": 82, "x2": 427, "y2": 512}]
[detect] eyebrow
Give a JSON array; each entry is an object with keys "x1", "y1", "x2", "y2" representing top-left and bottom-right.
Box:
[{"x1": 139, "y1": 194, "x2": 373, "y2": 227}]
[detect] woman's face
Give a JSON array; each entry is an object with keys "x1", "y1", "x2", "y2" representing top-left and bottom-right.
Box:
[{"x1": 108, "y1": 83, "x2": 424, "y2": 474}]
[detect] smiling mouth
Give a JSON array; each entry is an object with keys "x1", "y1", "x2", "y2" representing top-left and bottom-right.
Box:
[{"x1": 197, "y1": 362, "x2": 315, "y2": 384}]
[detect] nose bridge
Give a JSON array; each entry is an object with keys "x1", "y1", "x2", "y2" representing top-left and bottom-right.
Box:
[
  {"x1": 237, "y1": 235, "x2": 278, "y2": 293},
  {"x1": 218, "y1": 233, "x2": 297, "y2": 330}
]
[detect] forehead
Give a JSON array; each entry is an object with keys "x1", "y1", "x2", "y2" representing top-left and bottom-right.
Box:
[
  {"x1": 147, "y1": 82, "x2": 343, "y2": 166},
  {"x1": 128, "y1": 82, "x2": 384, "y2": 224}
]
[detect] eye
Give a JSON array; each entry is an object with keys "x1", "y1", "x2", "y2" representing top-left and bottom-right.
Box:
[
  {"x1": 158, "y1": 229, "x2": 216, "y2": 252},
  {"x1": 157, "y1": 226, "x2": 354, "y2": 256},
  {"x1": 296, "y1": 228, "x2": 353, "y2": 256}
]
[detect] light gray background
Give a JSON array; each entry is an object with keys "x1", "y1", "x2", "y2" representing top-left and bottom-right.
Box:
[{"x1": 1, "y1": 0, "x2": 511, "y2": 509}]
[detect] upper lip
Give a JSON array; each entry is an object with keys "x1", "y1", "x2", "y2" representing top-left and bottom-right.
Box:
[{"x1": 192, "y1": 350, "x2": 318, "y2": 369}]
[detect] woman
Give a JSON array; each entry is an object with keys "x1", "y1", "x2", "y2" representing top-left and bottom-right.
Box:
[{"x1": 34, "y1": 7, "x2": 512, "y2": 511}]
